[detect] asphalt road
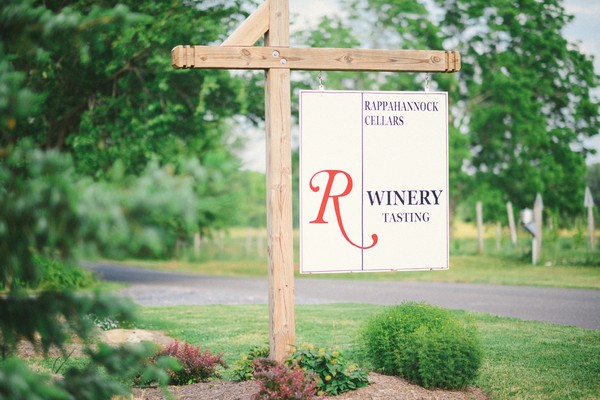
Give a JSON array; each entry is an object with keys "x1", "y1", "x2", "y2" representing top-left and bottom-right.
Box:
[{"x1": 88, "y1": 263, "x2": 600, "y2": 330}]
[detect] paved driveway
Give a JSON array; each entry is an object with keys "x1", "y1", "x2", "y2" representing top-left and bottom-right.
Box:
[{"x1": 88, "y1": 263, "x2": 600, "y2": 329}]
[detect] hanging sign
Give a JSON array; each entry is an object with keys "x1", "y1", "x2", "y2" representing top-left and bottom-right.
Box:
[{"x1": 299, "y1": 90, "x2": 449, "y2": 273}]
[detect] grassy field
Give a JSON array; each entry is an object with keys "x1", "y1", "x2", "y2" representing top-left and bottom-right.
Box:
[{"x1": 134, "y1": 304, "x2": 600, "y2": 400}]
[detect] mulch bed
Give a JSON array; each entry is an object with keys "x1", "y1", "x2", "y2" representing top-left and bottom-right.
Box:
[
  {"x1": 133, "y1": 373, "x2": 490, "y2": 400},
  {"x1": 18, "y1": 329, "x2": 490, "y2": 400}
]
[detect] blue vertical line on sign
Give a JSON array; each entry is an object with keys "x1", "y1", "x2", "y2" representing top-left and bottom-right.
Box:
[{"x1": 361, "y1": 92, "x2": 365, "y2": 271}]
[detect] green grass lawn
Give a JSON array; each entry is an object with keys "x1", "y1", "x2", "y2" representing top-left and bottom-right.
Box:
[{"x1": 134, "y1": 303, "x2": 600, "y2": 400}]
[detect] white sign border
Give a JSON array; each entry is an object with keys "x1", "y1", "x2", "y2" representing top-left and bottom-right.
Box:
[{"x1": 299, "y1": 89, "x2": 450, "y2": 274}]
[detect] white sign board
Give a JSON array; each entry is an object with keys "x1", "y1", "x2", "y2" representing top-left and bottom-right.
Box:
[{"x1": 299, "y1": 90, "x2": 449, "y2": 273}]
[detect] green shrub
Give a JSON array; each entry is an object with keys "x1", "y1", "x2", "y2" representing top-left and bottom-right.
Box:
[
  {"x1": 361, "y1": 302, "x2": 483, "y2": 389},
  {"x1": 287, "y1": 344, "x2": 369, "y2": 396},
  {"x1": 231, "y1": 345, "x2": 270, "y2": 381},
  {"x1": 32, "y1": 255, "x2": 98, "y2": 290}
]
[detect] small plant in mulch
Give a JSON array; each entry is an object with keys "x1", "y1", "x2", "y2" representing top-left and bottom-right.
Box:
[
  {"x1": 232, "y1": 345, "x2": 270, "y2": 382},
  {"x1": 252, "y1": 358, "x2": 323, "y2": 400},
  {"x1": 287, "y1": 344, "x2": 369, "y2": 396},
  {"x1": 158, "y1": 340, "x2": 227, "y2": 385}
]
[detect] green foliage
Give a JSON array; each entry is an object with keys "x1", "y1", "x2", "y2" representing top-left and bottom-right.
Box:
[
  {"x1": 2, "y1": 0, "x2": 261, "y2": 245},
  {"x1": 2, "y1": 0, "x2": 261, "y2": 170},
  {"x1": 0, "y1": 141, "x2": 80, "y2": 291},
  {"x1": 0, "y1": 45, "x2": 40, "y2": 134},
  {"x1": 361, "y1": 302, "x2": 483, "y2": 389},
  {"x1": 76, "y1": 154, "x2": 250, "y2": 258},
  {"x1": 158, "y1": 340, "x2": 227, "y2": 385},
  {"x1": 232, "y1": 171, "x2": 267, "y2": 228},
  {"x1": 231, "y1": 345, "x2": 270, "y2": 382},
  {"x1": 0, "y1": 1, "x2": 258, "y2": 398},
  {"x1": 78, "y1": 160, "x2": 199, "y2": 259},
  {"x1": 0, "y1": 132, "x2": 162, "y2": 400},
  {"x1": 233, "y1": 343, "x2": 369, "y2": 396},
  {"x1": 0, "y1": 290, "x2": 170, "y2": 399},
  {"x1": 287, "y1": 344, "x2": 369, "y2": 396},
  {"x1": 433, "y1": 0, "x2": 598, "y2": 219},
  {"x1": 0, "y1": 357, "x2": 70, "y2": 400},
  {"x1": 31, "y1": 255, "x2": 98, "y2": 290},
  {"x1": 61, "y1": 342, "x2": 171, "y2": 399},
  {"x1": 253, "y1": 358, "x2": 322, "y2": 400}
]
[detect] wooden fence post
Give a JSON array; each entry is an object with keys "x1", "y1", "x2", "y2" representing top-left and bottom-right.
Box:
[
  {"x1": 476, "y1": 201, "x2": 484, "y2": 254},
  {"x1": 506, "y1": 201, "x2": 517, "y2": 245},
  {"x1": 496, "y1": 222, "x2": 501, "y2": 251},
  {"x1": 585, "y1": 187, "x2": 596, "y2": 250},
  {"x1": 193, "y1": 232, "x2": 201, "y2": 258}
]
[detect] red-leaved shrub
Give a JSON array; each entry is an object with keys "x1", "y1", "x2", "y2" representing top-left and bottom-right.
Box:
[
  {"x1": 252, "y1": 358, "x2": 323, "y2": 400},
  {"x1": 159, "y1": 340, "x2": 227, "y2": 385}
]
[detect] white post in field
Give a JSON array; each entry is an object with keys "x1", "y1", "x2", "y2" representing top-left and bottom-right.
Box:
[
  {"x1": 533, "y1": 193, "x2": 543, "y2": 264},
  {"x1": 585, "y1": 187, "x2": 595, "y2": 250}
]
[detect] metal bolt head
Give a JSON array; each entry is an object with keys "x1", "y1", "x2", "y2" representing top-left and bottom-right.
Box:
[
  {"x1": 272, "y1": 50, "x2": 280, "y2": 57},
  {"x1": 280, "y1": 58, "x2": 287, "y2": 65}
]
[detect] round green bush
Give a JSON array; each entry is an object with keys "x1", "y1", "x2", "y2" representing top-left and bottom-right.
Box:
[{"x1": 361, "y1": 302, "x2": 483, "y2": 389}]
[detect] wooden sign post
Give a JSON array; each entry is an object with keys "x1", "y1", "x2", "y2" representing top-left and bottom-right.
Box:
[{"x1": 171, "y1": 0, "x2": 460, "y2": 361}]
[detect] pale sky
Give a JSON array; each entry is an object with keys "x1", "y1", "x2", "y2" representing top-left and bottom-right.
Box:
[{"x1": 237, "y1": 0, "x2": 600, "y2": 170}]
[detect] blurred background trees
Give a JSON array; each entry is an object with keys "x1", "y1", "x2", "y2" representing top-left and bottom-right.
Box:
[
  {"x1": 2, "y1": 0, "x2": 598, "y2": 258},
  {"x1": 1, "y1": 1, "x2": 258, "y2": 398},
  {"x1": 1, "y1": 0, "x2": 265, "y2": 258},
  {"x1": 296, "y1": 0, "x2": 598, "y2": 223}
]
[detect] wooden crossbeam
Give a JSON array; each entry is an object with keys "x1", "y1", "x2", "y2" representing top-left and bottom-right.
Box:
[{"x1": 171, "y1": 45, "x2": 461, "y2": 72}]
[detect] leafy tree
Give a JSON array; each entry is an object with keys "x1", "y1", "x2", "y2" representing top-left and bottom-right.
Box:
[
  {"x1": 2, "y1": 0, "x2": 261, "y2": 171},
  {"x1": 2, "y1": 0, "x2": 265, "y2": 242},
  {"x1": 233, "y1": 170, "x2": 267, "y2": 227},
  {"x1": 78, "y1": 159, "x2": 200, "y2": 259},
  {"x1": 434, "y1": 0, "x2": 599, "y2": 220},
  {"x1": 0, "y1": 2, "x2": 192, "y2": 398},
  {"x1": 300, "y1": 0, "x2": 598, "y2": 222}
]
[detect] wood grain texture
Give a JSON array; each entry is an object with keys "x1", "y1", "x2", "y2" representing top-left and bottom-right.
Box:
[
  {"x1": 265, "y1": 0, "x2": 294, "y2": 363},
  {"x1": 171, "y1": 46, "x2": 461, "y2": 72}
]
